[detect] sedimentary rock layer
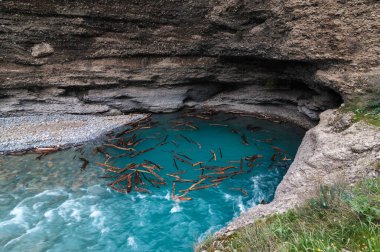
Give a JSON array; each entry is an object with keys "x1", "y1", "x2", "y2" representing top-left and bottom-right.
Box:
[
  {"x1": 0, "y1": 0, "x2": 379, "y2": 242},
  {"x1": 2, "y1": 0, "x2": 378, "y2": 123}
]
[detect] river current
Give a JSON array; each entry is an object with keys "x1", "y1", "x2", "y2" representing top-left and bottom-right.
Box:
[{"x1": 0, "y1": 112, "x2": 305, "y2": 251}]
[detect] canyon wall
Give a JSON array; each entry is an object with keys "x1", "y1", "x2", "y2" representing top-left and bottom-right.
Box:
[
  {"x1": 2, "y1": 0, "x2": 378, "y2": 127},
  {"x1": 1, "y1": 0, "x2": 379, "y2": 240}
]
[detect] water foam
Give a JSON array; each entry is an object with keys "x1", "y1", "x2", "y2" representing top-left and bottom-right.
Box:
[
  {"x1": 127, "y1": 236, "x2": 138, "y2": 249},
  {"x1": 170, "y1": 204, "x2": 182, "y2": 213},
  {"x1": 90, "y1": 206, "x2": 109, "y2": 234}
]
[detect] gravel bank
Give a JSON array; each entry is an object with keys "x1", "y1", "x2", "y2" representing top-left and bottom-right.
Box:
[{"x1": 0, "y1": 113, "x2": 148, "y2": 154}]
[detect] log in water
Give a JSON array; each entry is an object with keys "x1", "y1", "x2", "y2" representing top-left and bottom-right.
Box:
[{"x1": 0, "y1": 112, "x2": 305, "y2": 252}]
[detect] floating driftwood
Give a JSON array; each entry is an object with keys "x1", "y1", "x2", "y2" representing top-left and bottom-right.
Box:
[
  {"x1": 141, "y1": 163, "x2": 157, "y2": 170},
  {"x1": 115, "y1": 115, "x2": 152, "y2": 137},
  {"x1": 188, "y1": 178, "x2": 206, "y2": 190},
  {"x1": 256, "y1": 138, "x2": 273, "y2": 144},
  {"x1": 79, "y1": 157, "x2": 89, "y2": 170},
  {"x1": 166, "y1": 172, "x2": 196, "y2": 183},
  {"x1": 132, "y1": 137, "x2": 146, "y2": 147},
  {"x1": 103, "y1": 144, "x2": 135, "y2": 152},
  {"x1": 184, "y1": 183, "x2": 219, "y2": 192},
  {"x1": 116, "y1": 126, "x2": 140, "y2": 138},
  {"x1": 199, "y1": 165, "x2": 236, "y2": 172},
  {"x1": 167, "y1": 170, "x2": 186, "y2": 176},
  {"x1": 104, "y1": 153, "x2": 111, "y2": 164},
  {"x1": 92, "y1": 111, "x2": 271, "y2": 199},
  {"x1": 192, "y1": 161, "x2": 205, "y2": 167},
  {"x1": 246, "y1": 125, "x2": 262, "y2": 132},
  {"x1": 96, "y1": 162, "x2": 137, "y2": 174},
  {"x1": 211, "y1": 176, "x2": 229, "y2": 183},
  {"x1": 149, "y1": 179, "x2": 166, "y2": 185},
  {"x1": 177, "y1": 196, "x2": 193, "y2": 201},
  {"x1": 209, "y1": 149, "x2": 217, "y2": 162},
  {"x1": 184, "y1": 113, "x2": 210, "y2": 120},
  {"x1": 173, "y1": 121, "x2": 199, "y2": 130},
  {"x1": 217, "y1": 166, "x2": 237, "y2": 172},
  {"x1": 93, "y1": 146, "x2": 105, "y2": 155},
  {"x1": 272, "y1": 146, "x2": 287, "y2": 155},
  {"x1": 173, "y1": 158, "x2": 179, "y2": 170},
  {"x1": 230, "y1": 129, "x2": 240, "y2": 134},
  {"x1": 177, "y1": 153, "x2": 192, "y2": 161},
  {"x1": 171, "y1": 182, "x2": 192, "y2": 201},
  {"x1": 244, "y1": 154, "x2": 263, "y2": 162},
  {"x1": 174, "y1": 155, "x2": 193, "y2": 166},
  {"x1": 179, "y1": 134, "x2": 191, "y2": 143},
  {"x1": 162, "y1": 134, "x2": 169, "y2": 142},
  {"x1": 241, "y1": 133, "x2": 249, "y2": 145},
  {"x1": 127, "y1": 134, "x2": 137, "y2": 146},
  {"x1": 170, "y1": 140, "x2": 179, "y2": 148},
  {"x1": 229, "y1": 187, "x2": 248, "y2": 197},
  {"x1": 174, "y1": 178, "x2": 197, "y2": 183},
  {"x1": 130, "y1": 147, "x2": 155, "y2": 158},
  {"x1": 144, "y1": 160, "x2": 163, "y2": 170},
  {"x1": 34, "y1": 147, "x2": 60, "y2": 154},
  {"x1": 209, "y1": 123, "x2": 228, "y2": 127},
  {"x1": 34, "y1": 147, "x2": 60, "y2": 159},
  {"x1": 135, "y1": 187, "x2": 151, "y2": 194},
  {"x1": 192, "y1": 139, "x2": 202, "y2": 149}
]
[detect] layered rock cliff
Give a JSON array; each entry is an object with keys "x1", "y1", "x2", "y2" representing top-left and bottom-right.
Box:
[
  {"x1": 1, "y1": 0, "x2": 379, "y2": 242},
  {"x1": 3, "y1": 0, "x2": 378, "y2": 127}
]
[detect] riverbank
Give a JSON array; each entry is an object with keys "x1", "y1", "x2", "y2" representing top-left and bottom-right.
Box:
[
  {"x1": 197, "y1": 177, "x2": 380, "y2": 251},
  {"x1": 0, "y1": 113, "x2": 148, "y2": 154},
  {"x1": 218, "y1": 109, "x2": 380, "y2": 236},
  {"x1": 1, "y1": 109, "x2": 379, "y2": 251}
]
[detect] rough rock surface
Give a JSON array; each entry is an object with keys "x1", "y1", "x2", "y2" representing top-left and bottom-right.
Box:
[
  {"x1": 0, "y1": 0, "x2": 379, "y2": 242},
  {"x1": 0, "y1": 113, "x2": 148, "y2": 153},
  {"x1": 31, "y1": 42, "x2": 54, "y2": 58},
  {"x1": 222, "y1": 109, "x2": 380, "y2": 234},
  {"x1": 4, "y1": 0, "x2": 380, "y2": 124}
]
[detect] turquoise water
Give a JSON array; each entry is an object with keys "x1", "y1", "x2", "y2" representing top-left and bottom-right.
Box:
[{"x1": 0, "y1": 112, "x2": 305, "y2": 252}]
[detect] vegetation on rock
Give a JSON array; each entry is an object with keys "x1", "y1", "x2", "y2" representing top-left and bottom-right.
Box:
[{"x1": 197, "y1": 178, "x2": 380, "y2": 252}]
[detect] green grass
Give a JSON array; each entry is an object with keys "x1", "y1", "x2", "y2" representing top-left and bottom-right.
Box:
[
  {"x1": 350, "y1": 104, "x2": 380, "y2": 127},
  {"x1": 342, "y1": 100, "x2": 380, "y2": 127},
  {"x1": 196, "y1": 178, "x2": 380, "y2": 252}
]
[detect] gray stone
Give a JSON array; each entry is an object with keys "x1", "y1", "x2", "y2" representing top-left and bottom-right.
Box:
[
  {"x1": 0, "y1": 0, "x2": 379, "y2": 241},
  {"x1": 221, "y1": 109, "x2": 380, "y2": 235},
  {"x1": 0, "y1": 114, "x2": 148, "y2": 153},
  {"x1": 31, "y1": 43, "x2": 54, "y2": 58}
]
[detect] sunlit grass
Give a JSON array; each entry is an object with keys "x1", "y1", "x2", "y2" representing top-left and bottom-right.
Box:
[
  {"x1": 196, "y1": 178, "x2": 380, "y2": 252},
  {"x1": 342, "y1": 99, "x2": 380, "y2": 127}
]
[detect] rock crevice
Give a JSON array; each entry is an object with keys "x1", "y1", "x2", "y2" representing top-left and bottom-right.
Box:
[{"x1": 2, "y1": 0, "x2": 378, "y2": 125}]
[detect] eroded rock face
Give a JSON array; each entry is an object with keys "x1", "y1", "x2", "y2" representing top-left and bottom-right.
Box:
[
  {"x1": 2, "y1": 0, "x2": 378, "y2": 125},
  {"x1": 222, "y1": 109, "x2": 380, "y2": 234},
  {"x1": 0, "y1": 0, "x2": 379, "y2": 241},
  {"x1": 31, "y1": 43, "x2": 54, "y2": 58}
]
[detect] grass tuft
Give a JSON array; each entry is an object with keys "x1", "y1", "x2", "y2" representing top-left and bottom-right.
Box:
[
  {"x1": 342, "y1": 100, "x2": 380, "y2": 127},
  {"x1": 196, "y1": 178, "x2": 380, "y2": 252}
]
